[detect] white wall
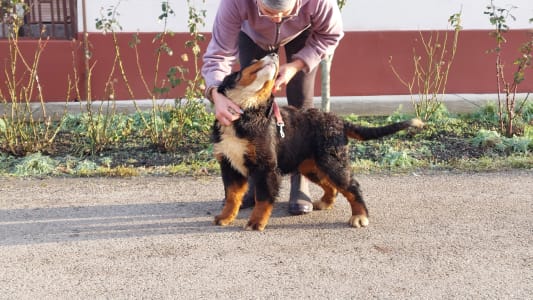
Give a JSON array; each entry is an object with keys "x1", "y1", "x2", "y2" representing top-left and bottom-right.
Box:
[
  {"x1": 343, "y1": 0, "x2": 533, "y2": 31},
  {"x1": 81, "y1": 0, "x2": 533, "y2": 33},
  {"x1": 81, "y1": 0, "x2": 208, "y2": 32}
]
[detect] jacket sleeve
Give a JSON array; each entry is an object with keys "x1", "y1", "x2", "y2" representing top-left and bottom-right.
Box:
[
  {"x1": 292, "y1": 0, "x2": 344, "y2": 73},
  {"x1": 201, "y1": 0, "x2": 242, "y2": 98}
]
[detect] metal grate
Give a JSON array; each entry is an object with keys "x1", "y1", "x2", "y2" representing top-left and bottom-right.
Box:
[{"x1": 1, "y1": 0, "x2": 77, "y2": 39}]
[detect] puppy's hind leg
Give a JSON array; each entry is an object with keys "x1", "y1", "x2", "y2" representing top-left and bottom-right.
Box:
[
  {"x1": 318, "y1": 159, "x2": 369, "y2": 228},
  {"x1": 214, "y1": 159, "x2": 248, "y2": 226},
  {"x1": 298, "y1": 160, "x2": 338, "y2": 211},
  {"x1": 312, "y1": 178, "x2": 338, "y2": 211},
  {"x1": 341, "y1": 176, "x2": 369, "y2": 228}
]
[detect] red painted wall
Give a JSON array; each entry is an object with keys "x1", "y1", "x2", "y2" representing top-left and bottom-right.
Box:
[
  {"x1": 78, "y1": 33, "x2": 201, "y2": 101},
  {"x1": 0, "y1": 39, "x2": 78, "y2": 101},
  {"x1": 333, "y1": 30, "x2": 533, "y2": 96},
  {"x1": 0, "y1": 33, "x2": 200, "y2": 102},
  {"x1": 1, "y1": 29, "x2": 531, "y2": 102}
]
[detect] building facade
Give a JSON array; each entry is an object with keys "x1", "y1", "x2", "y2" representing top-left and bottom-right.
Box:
[{"x1": 0, "y1": 0, "x2": 532, "y2": 101}]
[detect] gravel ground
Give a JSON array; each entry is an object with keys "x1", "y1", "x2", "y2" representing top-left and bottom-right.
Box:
[{"x1": 1, "y1": 170, "x2": 532, "y2": 299}]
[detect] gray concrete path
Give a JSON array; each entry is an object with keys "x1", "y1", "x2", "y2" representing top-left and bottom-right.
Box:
[{"x1": 1, "y1": 171, "x2": 532, "y2": 299}]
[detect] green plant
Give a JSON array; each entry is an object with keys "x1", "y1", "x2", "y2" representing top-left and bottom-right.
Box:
[
  {"x1": 64, "y1": 112, "x2": 134, "y2": 154},
  {"x1": 524, "y1": 124, "x2": 533, "y2": 147},
  {"x1": 69, "y1": 1, "x2": 132, "y2": 155},
  {"x1": 472, "y1": 129, "x2": 531, "y2": 154},
  {"x1": 521, "y1": 101, "x2": 533, "y2": 123},
  {"x1": 13, "y1": 152, "x2": 58, "y2": 176},
  {"x1": 130, "y1": 0, "x2": 209, "y2": 151},
  {"x1": 470, "y1": 102, "x2": 500, "y2": 125},
  {"x1": 380, "y1": 148, "x2": 418, "y2": 168},
  {"x1": 0, "y1": 1, "x2": 66, "y2": 156},
  {"x1": 83, "y1": 103, "x2": 120, "y2": 154},
  {"x1": 0, "y1": 0, "x2": 26, "y2": 29},
  {"x1": 2, "y1": 106, "x2": 533, "y2": 177},
  {"x1": 336, "y1": 0, "x2": 347, "y2": 10},
  {"x1": 389, "y1": 12, "x2": 462, "y2": 121},
  {"x1": 126, "y1": 1, "x2": 178, "y2": 149},
  {"x1": 385, "y1": 105, "x2": 413, "y2": 123},
  {"x1": 505, "y1": 135, "x2": 531, "y2": 153},
  {"x1": 95, "y1": 1, "x2": 133, "y2": 99},
  {"x1": 0, "y1": 152, "x2": 15, "y2": 174},
  {"x1": 472, "y1": 129, "x2": 504, "y2": 149},
  {"x1": 484, "y1": 0, "x2": 533, "y2": 137},
  {"x1": 94, "y1": 0, "x2": 210, "y2": 153}
]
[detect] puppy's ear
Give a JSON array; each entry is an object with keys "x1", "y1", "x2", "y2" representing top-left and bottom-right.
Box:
[
  {"x1": 219, "y1": 71, "x2": 241, "y2": 92},
  {"x1": 234, "y1": 72, "x2": 242, "y2": 83}
]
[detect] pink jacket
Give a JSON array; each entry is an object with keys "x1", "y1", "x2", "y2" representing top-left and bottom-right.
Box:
[{"x1": 201, "y1": 0, "x2": 344, "y2": 95}]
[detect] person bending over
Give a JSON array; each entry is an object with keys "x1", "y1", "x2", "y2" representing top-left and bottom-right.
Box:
[{"x1": 202, "y1": 0, "x2": 344, "y2": 215}]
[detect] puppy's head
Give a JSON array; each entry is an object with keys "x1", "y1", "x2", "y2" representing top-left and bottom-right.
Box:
[{"x1": 218, "y1": 53, "x2": 279, "y2": 109}]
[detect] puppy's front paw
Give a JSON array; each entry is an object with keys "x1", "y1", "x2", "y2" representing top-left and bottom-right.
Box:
[
  {"x1": 214, "y1": 215, "x2": 234, "y2": 226},
  {"x1": 244, "y1": 220, "x2": 267, "y2": 232},
  {"x1": 313, "y1": 200, "x2": 333, "y2": 210},
  {"x1": 349, "y1": 215, "x2": 369, "y2": 228},
  {"x1": 244, "y1": 201, "x2": 273, "y2": 231}
]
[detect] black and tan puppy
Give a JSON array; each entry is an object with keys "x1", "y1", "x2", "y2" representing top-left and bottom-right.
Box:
[{"x1": 212, "y1": 53, "x2": 422, "y2": 231}]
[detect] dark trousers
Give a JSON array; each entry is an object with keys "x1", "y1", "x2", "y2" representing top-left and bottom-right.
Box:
[{"x1": 238, "y1": 30, "x2": 318, "y2": 109}]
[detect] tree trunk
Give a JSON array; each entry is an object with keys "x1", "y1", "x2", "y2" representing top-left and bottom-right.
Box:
[{"x1": 320, "y1": 54, "x2": 333, "y2": 112}]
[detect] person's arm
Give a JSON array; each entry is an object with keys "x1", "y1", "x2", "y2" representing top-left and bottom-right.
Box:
[
  {"x1": 291, "y1": 0, "x2": 344, "y2": 73},
  {"x1": 201, "y1": 0, "x2": 245, "y2": 125},
  {"x1": 274, "y1": 58, "x2": 305, "y2": 91}
]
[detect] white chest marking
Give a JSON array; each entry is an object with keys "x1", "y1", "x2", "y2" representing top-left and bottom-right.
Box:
[{"x1": 213, "y1": 125, "x2": 249, "y2": 176}]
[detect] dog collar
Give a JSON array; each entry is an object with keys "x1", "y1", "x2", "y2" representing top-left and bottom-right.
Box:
[{"x1": 272, "y1": 100, "x2": 285, "y2": 138}]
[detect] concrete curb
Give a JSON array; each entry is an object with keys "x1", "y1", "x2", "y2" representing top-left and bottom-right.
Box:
[{"x1": 1, "y1": 93, "x2": 529, "y2": 119}]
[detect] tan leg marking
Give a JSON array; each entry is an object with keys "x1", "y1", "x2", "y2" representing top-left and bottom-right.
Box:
[
  {"x1": 298, "y1": 160, "x2": 338, "y2": 211},
  {"x1": 245, "y1": 201, "x2": 273, "y2": 231},
  {"x1": 313, "y1": 183, "x2": 337, "y2": 211},
  {"x1": 214, "y1": 182, "x2": 248, "y2": 226}
]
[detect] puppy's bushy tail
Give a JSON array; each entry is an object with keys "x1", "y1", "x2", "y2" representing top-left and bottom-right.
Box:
[{"x1": 345, "y1": 118, "x2": 424, "y2": 141}]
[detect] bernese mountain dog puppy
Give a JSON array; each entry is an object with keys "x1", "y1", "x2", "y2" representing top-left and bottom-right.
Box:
[{"x1": 212, "y1": 53, "x2": 423, "y2": 231}]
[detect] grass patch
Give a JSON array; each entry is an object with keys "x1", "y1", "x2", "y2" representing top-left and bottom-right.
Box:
[
  {"x1": 13, "y1": 153, "x2": 58, "y2": 177},
  {"x1": 0, "y1": 102, "x2": 532, "y2": 178}
]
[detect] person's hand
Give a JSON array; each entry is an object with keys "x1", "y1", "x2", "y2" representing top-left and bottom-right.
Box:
[
  {"x1": 211, "y1": 88, "x2": 243, "y2": 126},
  {"x1": 274, "y1": 59, "x2": 305, "y2": 92}
]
